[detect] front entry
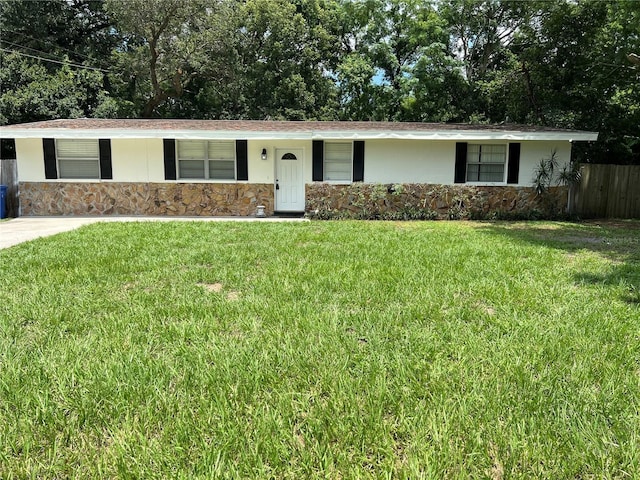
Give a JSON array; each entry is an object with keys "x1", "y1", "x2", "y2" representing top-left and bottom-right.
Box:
[{"x1": 275, "y1": 148, "x2": 304, "y2": 212}]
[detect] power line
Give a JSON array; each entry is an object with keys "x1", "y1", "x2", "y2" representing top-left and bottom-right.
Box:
[
  {"x1": 2, "y1": 28, "x2": 107, "y2": 65},
  {"x1": 0, "y1": 48, "x2": 112, "y2": 73},
  {"x1": 0, "y1": 39, "x2": 111, "y2": 71}
]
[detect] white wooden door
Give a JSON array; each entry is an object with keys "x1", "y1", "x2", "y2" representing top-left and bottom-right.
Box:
[{"x1": 275, "y1": 149, "x2": 304, "y2": 212}]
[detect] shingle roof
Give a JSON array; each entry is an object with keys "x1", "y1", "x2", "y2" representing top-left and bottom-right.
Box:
[
  {"x1": 0, "y1": 118, "x2": 585, "y2": 132},
  {"x1": 0, "y1": 118, "x2": 599, "y2": 141}
]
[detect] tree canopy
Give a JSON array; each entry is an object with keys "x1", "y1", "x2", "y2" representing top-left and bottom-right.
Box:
[{"x1": 1, "y1": 0, "x2": 638, "y2": 163}]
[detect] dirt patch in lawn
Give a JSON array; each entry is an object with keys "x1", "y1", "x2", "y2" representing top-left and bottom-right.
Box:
[
  {"x1": 198, "y1": 282, "x2": 224, "y2": 293},
  {"x1": 198, "y1": 282, "x2": 241, "y2": 301},
  {"x1": 582, "y1": 220, "x2": 640, "y2": 230}
]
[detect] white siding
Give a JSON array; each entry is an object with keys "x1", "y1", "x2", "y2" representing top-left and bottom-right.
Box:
[
  {"x1": 14, "y1": 136, "x2": 572, "y2": 187},
  {"x1": 519, "y1": 140, "x2": 571, "y2": 186},
  {"x1": 364, "y1": 139, "x2": 570, "y2": 187},
  {"x1": 364, "y1": 139, "x2": 454, "y2": 184},
  {"x1": 15, "y1": 138, "x2": 45, "y2": 182},
  {"x1": 111, "y1": 138, "x2": 164, "y2": 182},
  {"x1": 248, "y1": 140, "x2": 312, "y2": 183}
]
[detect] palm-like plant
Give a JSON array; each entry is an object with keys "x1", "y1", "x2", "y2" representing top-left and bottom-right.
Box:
[
  {"x1": 533, "y1": 149, "x2": 582, "y2": 214},
  {"x1": 532, "y1": 149, "x2": 558, "y2": 195}
]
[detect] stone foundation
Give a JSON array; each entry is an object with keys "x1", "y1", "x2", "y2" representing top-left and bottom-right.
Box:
[
  {"x1": 19, "y1": 182, "x2": 274, "y2": 216},
  {"x1": 18, "y1": 181, "x2": 568, "y2": 219},
  {"x1": 305, "y1": 183, "x2": 569, "y2": 220}
]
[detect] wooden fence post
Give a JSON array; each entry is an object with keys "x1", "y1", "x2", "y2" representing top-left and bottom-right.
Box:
[{"x1": 0, "y1": 139, "x2": 19, "y2": 218}]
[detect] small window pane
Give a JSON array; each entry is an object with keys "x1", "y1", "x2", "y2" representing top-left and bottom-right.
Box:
[
  {"x1": 57, "y1": 139, "x2": 99, "y2": 159},
  {"x1": 179, "y1": 160, "x2": 205, "y2": 179},
  {"x1": 178, "y1": 140, "x2": 206, "y2": 160},
  {"x1": 208, "y1": 141, "x2": 235, "y2": 160},
  {"x1": 467, "y1": 144, "x2": 480, "y2": 162},
  {"x1": 478, "y1": 164, "x2": 504, "y2": 182},
  {"x1": 466, "y1": 164, "x2": 480, "y2": 181},
  {"x1": 208, "y1": 160, "x2": 235, "y2": 180},
  {"x1": 481, "y1": 145, "x2": 506, "y2": 164},
  {"x1": 59, "y1": 159, "x2": 100, "y2": 179}
]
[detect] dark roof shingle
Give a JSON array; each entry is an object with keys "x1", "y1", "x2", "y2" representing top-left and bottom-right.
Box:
[{"x1": 1, "y1": 118, "x2": 585, "y2": 133}]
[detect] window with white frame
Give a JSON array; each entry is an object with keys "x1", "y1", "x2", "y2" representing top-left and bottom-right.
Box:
[
  {"x1": 324, "y1": 142, "x2": 352, "y2": 182},
  {"x1": 466, "y1": 144, "x2": 506, "y2": 182},
  {"x1": 177, "y1": 140, "x2": 236, "y2": 180},
  {"x1": 56, "y1": 139, "x2": 100, "y2": 179}
]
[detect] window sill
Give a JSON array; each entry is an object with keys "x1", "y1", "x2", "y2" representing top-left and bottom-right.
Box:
[
  {"x1": 464, "y1": 181, "x2": 508, "y2": 187},
  {"x1": 176, "y1": 179, "x2": 241, "y2": 183},
  {"x1": 49, "y1": 178, "x2": 102, "y2": 182},
  {"x1": 320, "y1": 180, "x2": 352, "y2": 185}
]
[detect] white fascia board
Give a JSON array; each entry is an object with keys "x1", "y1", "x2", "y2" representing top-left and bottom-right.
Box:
[
  {"x1": 1, "y1": 127, "x2": 598, "y2": 142},
  {"x1": 313, "y1": 130, "x2": 599, "y2": 141},
  {"x1": 0, "y1": 128, "x2": 313, "y2": 140},
  {"x1": 156, "y1": 130, "x2": 314, "y2": 140}
]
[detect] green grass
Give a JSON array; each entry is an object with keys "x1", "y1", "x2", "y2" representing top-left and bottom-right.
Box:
[{"x1": 0, "y1": 220, "x2": 639, "y2": 479}]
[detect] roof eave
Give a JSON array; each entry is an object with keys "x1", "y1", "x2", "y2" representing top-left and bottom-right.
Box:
[
  {"x1": 314, "y1": 130, "x2": 599, "y2": 141},
  {"x1": 0, "y1": 128, "x2": 599, "y2": 142}
]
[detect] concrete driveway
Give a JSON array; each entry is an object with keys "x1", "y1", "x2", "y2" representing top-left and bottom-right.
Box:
[{"x1": 0, "y1": 216, "x2": 306, "y2": 250}]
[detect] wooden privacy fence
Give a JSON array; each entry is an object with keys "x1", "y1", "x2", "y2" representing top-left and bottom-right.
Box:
[
  {"x1": 573, "y1": 164, "x2": 640, "y2": 219},
  {"x1": 1, "y1": 138, "x2": 18, "y2": 217},
  {"x1": 0, "y1": 158, "x2": 18, "y2": 218}
]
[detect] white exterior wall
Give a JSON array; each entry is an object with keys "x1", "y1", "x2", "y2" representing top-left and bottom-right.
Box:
[
  {"x1": 364, "y1": 139, "x2": 453, "y2": 184},
  {"x1": 111, "y1": 139, "x2": 164, "y2": 182},
  {"x1": 364, "y1": 139, "x2": 570, "y2": 187},
  {"x1": 15, "y1": 136, "x2": 571, "y2": 187},
  {"x1": 15, "y1": 138, "x2": 45, "y2": 182},
  {"x1": 248, "y1": 140, "x2": 312, "y2": 183},
  {"x1": 519, "y1": 140, "x2": 571, "y2": 186}
]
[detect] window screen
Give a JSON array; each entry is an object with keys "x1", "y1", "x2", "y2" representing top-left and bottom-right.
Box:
[
  {"x1": 466, "y1": 144, "x2": 506, "y2": 182},
  {"x1": 324, "y1": 142, "x2": 351, "y2": 182},
  {"x1": 56, "y1": 139, "x2": 100, "y2": 179},
  {"x1": 177, "y1": 140, "x2": 235, "y2": 180}
]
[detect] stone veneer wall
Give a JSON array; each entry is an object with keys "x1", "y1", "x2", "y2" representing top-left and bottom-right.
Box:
[
  {"x1": 19, "y1": 182, "x2": 274, "y2": 216},
  {"x1": 306, "y1": 183, "x2": 569, "y2": 220}
]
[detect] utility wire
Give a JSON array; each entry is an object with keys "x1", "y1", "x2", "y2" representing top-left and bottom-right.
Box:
[
  {"x1": 0, "y1": 39, "x2": 111, "y2": 71},
  {"x1": 0, "y1": 47, "x2": 112, "y2": 73},
  {"x1": 2, "y1": 27, "x2": 107, "y2": 65}
]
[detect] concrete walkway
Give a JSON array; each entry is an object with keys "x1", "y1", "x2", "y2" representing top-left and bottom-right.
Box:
[{"x1": 0, "y1": 215, "x2": 307, "y2": 250}]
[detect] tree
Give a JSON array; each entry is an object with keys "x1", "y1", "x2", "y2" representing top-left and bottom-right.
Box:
[
  {"x1": 0, "y1": 0, "x2": 118, "y2": 124},
  {"x1": 442, "y1": 0, "x2": 536, "y2": 83},
  {"x1": 337, "y1": 0, "x2": 462, "y2": 121},
  {"x1": 441, "y1": 0, "x2": 639, "y2": 164},
  {"x1": 224, "y1": 0, "x2": 343, "y2": 120},
  {"x1": 506, "y1": 0, "x2": 640, "y2": 163},
  {"x1": 0, "y1": 0, "x2": 116, "y2": 67},
  {"x1": 0, "y1": 52, "x2": 116, "y2": 125},
  {"x1": 104, "y1": 0, "x2": 234, "y2": 118}
]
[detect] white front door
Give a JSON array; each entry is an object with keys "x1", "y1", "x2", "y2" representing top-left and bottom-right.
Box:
[{"x1": 275, "y1": 148, "x2": 304, "y2": 212}]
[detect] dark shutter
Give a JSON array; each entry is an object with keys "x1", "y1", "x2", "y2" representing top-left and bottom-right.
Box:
[
  {"x1": 353, "y1": 140, "x2": 365, "y2": 182},
  {"x1": 312, "y1": 140, "x2": 324, "y2": 181},
  {"x1": 163, "y1": 139, "x2": 177, "y2": 180},
  {"x1": 43, "y1": 138, "x2": 58, "y2": 179},
  {"x1": 507, "y1": 143, "x2": 521, "y2": 184},
  {"x1": 99, "y1": 139, "x2": 113, "y2": 180},
  {"x1": 454, "y1": 142, "x2": 467, "y2": 183},
  {"x1": 0, "y1": 138, "x2": 16, "y2": 159},
  {"x1": 235, "y1": 140, "x2": 248, "y2": 181}
]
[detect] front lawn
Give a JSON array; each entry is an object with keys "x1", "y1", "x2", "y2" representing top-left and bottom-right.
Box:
[{"x1": 0, "y1": 220, "x2": 638, "y2": 478}]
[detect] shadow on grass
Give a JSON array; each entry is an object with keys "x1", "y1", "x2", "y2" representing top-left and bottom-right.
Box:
[{"x1": 475, "y1": 219, "x2": 640, "y2": 306}]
